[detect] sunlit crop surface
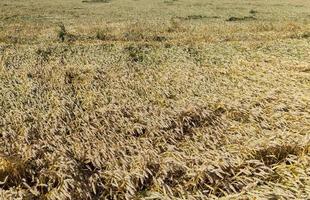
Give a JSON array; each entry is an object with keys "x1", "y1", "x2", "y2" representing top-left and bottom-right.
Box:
[{"x1": 0, "y1": 0, "x2": 309, "y2": 199}]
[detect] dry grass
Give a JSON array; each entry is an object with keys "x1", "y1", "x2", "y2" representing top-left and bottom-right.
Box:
[{"x1": 0, "y1": 0, "x2": 310, "y2": 199}]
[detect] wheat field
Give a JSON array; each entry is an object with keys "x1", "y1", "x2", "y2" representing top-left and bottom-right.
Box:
[{"x1": 0, "y1": 0, "x2": 310, "y2": 199}]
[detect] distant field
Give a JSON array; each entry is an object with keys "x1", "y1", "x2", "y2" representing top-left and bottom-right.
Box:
[{"x1": 0, "y1": 0, "x2": 309, "y2": 199}]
